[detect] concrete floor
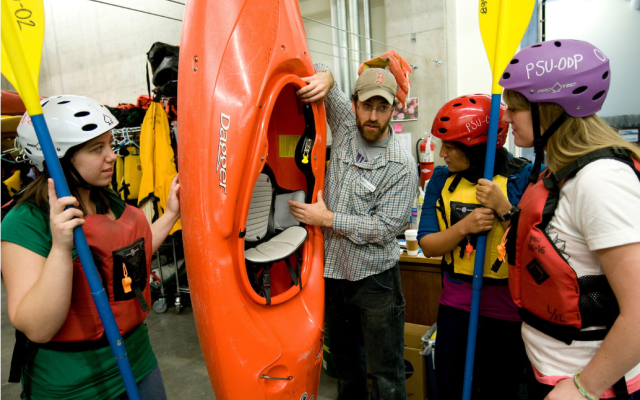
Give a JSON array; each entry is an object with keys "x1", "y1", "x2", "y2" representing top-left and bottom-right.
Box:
[{"x1": 1, "y1": 280, "x2": 339, "y2": 399}]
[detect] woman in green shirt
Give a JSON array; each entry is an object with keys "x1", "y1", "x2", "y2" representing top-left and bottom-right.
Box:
[{"x1": 1, "y1": 95, "x2": 180, "y2": 400}]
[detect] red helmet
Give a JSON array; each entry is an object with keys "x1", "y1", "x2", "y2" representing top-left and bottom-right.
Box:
[{"x1": 431, "y1": 94, "x2": 509, "y2": 148}]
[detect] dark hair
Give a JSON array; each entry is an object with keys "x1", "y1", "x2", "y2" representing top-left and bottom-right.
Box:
[
  {"x1": 17, "y1": 143, "x2": 113, "y2": 216},
  {"x1": 448, "y1": 141, "x2": 509, "y2": 182}
]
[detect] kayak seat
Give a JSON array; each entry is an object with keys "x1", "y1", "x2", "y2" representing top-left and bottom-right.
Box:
[{"x1": 244, "y1": 166, "x2": 307, "y2": 304}]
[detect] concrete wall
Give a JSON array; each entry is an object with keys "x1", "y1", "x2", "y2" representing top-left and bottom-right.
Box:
[
  {"x1": 4, "y1": 1, "x2": 636, "y2": 139},
  {"x1": 545, "y1": 0, "x2": 640, "y2": 117},
  {"x1": 452, "y1": 0, "x2": 640, "y2": 118},
  {"x1": 299, "y1": 0, "x2": 335, "y2": 71},
  {"x1": 299, "y1": 0, "x2": 387, "y2": 145},
  {"x1": 384, "y1": 0, "x2": 450, "y2": 164},
  {"x1": 1, "y1": 0, "x2": 183, "y2": 106}
]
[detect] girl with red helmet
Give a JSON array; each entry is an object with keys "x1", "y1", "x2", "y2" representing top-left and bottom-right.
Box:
[
  {"x1": 501, "y1": 40, "x2": 640, "y2": 400},
  {"x1": 417, "y1": 94, "x2": 534, "y2": 399},
  {"x1": 1, "y1": 95, "x2": 179, "y2": 399}
]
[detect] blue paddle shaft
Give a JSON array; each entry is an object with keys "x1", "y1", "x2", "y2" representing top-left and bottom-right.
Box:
[
  {"x1": 461, "y1": 94, "x2": 502, "y2": 400},
  {"x1": 31, "y1": 114, "x2": 141, "y2": 400}
]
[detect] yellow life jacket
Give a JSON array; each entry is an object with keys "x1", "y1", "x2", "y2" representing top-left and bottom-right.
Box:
[
  {"x1": 115, "y1": 146, "x2": 142, "y2": 201},
  {"x1": 115, "y1": 156, "x2": 124, "y2": 196},
  {"x1": 3, "y1": 170, "x2": 21, "y2": 197},
  {"x1": 436, "y1": 158, "x2": 528, "y2": 285},
  {"x1": 124, "y1": 148, "x2": 142, "y2": 200},
  {"x1": 138, "y1": 102, "x2": 181, "y2": 234},
  {"x1": 1, "y1": 115, "x2": 22, "y2": 133}
]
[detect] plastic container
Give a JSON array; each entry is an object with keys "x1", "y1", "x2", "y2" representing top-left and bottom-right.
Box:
[{"x1": 420, "y1": 323, "x2": 438, "y2": 400}]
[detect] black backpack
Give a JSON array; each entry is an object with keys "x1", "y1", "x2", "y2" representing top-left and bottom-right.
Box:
[{"x1": 146, "y1": 42, "x2": 179, "y2": 98}]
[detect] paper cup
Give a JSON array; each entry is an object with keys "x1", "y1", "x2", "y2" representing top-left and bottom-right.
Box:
[{"x1": 405, "y1": 229, "x2": 419, "y2": 255}]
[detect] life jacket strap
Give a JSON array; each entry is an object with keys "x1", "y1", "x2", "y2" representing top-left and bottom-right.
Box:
[
  {"x1": 519, "y1": 307, "x2": 608, "y2": 345},
  {"x1": 127, "y1": 265, "x2": 150, "y2": 312},
  {"x1": 261, "y1": 266, "x2": 272, "y2": 306},
  {"x1": 545, "y1": 147, "x2": 638, "y2": 189},
  {"x1": 490, "y1": 257, "x2": 503, "y2": 273},
  {"x1": 283, "y1": 252, "x2": 303, "y2": 290}
]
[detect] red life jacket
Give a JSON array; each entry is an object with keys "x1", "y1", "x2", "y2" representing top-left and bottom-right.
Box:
[
  {"x1": 508, "y1": 148, "x2": 640, "y2": 345},
  {"x1": 51, "y1": 204, "x2": 152, "y2": 342}
]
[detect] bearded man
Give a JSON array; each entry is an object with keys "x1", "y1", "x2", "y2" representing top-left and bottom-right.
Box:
[{"x1": 289, "y1": 65, "x2": 418, "y2": 400}]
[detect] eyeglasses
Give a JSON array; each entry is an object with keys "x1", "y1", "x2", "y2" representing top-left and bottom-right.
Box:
[{"x1": 358, "y1": 103, "x2": 393, "y2": 115}]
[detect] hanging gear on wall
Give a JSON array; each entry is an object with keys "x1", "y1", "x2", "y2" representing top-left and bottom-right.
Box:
[
  {"x1": 137, "y1": 101, "x2": 181, "y2": 234},
  {"x1": 358, "y1": 49, "x2": 412, "y2": 107},
  {"x1": 146, "y1": 42, "x2": 179, "y2": 99}
]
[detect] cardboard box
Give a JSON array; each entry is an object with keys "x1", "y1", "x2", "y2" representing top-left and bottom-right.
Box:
[
  {"x1": 404, "y1": 323, "x2": 429, "y2": 400},
  {"x1": 367, "y1": 323, "x2": 430, "y2": 399}
]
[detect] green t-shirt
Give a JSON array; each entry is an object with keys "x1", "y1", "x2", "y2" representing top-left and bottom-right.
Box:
[
  {"x1": 24, "y1": 324, "x2": 157, "y2": 400},
  {"x1": 1, "y1": 190, "x2": 157, "y2": 400}
]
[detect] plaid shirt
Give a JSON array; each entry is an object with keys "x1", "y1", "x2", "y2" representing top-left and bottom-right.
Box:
[{"x1": 316, "y1": 64, "x2": 419, "y2": 281}]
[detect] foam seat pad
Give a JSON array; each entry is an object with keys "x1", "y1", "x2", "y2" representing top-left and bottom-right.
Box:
[
  {"x1": 274, "y1": 190, "x2": 305, "y2": 229},
  {"x1": 245, "y1": 226, "x2": 308, "y2": 264},
  {"x1": 246, "y1": 174, "x2": 273, "y2": 241}
]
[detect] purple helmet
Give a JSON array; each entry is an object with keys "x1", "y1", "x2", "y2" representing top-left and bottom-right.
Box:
[{"x1": 499, "y1": 39, "x2": 610, "y2": 118}]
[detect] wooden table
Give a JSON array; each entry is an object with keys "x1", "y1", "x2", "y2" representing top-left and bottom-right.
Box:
[{"x1": 399, "y1": 252, "x2": 442, "y2": 326}]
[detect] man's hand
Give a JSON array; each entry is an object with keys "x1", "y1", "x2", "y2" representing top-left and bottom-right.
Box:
[
  {"x1": 288, "y1": 190, "x2": 333, "y2": 228},
  {"x1": 296, "y1": 71, "x2": 334, "y2": 104}
]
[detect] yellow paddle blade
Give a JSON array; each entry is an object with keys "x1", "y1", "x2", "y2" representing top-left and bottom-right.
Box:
[
  {"x1": 1, "y1": 0, "x2": 45, "y2": 114},
  {"x1": 479, "y1": 0, "x2": 535, "y2": 94}
]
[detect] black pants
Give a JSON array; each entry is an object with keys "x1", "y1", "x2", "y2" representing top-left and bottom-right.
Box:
[
  {"x1": 435, "y1": 304, "x2": 528, "y2": 400},
  {"x1": 325, "y1": 265, "x2": 407, "y2": 400}
]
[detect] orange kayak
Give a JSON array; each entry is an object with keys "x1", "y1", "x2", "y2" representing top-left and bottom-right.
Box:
[{"x1": 177, "y1": 0, "x2": 327, "y2": 398}]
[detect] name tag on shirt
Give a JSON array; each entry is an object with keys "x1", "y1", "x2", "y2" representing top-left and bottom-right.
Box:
[{"x1": 360, "y1": 177, "x2": 376, "y2": 192}]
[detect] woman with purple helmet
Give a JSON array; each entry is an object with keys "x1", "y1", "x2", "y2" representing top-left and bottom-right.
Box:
[{"x1": 501, "y1": 39, "x2": 640, "y2": 400}]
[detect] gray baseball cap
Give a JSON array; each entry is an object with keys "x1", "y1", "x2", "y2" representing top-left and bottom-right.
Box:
[{"x1": 354, "y1": 68, "x2": 398, "y2": 104}]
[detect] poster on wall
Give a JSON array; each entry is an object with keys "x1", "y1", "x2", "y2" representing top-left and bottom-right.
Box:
[
  {"x1": 392, "y1": 97, "x2": 419, "y2": 121},
  {"x1": 395, "y1": 132, "x2": 414, "y2": 162}
]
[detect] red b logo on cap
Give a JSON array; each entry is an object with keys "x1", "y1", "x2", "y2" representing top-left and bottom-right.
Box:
[{"x1": 375, "y1": 72, "x2": 384, "y2": 84}]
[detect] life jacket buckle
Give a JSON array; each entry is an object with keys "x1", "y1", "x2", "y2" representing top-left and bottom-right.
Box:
[{"x1": 542, "y1": 174, "x2": 559, "y2": 190}]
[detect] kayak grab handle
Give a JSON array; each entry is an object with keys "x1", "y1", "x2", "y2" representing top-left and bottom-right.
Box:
[{"x1": 260, "y1": 375, "x2": 293, "y2": 381}]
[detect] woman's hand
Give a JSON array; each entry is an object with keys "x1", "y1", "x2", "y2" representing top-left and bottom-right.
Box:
[
  {"x1": 476, "y1": 178, "x2": 512, "y2": 216},
  {"x1": 460, "y1": 207, "x2": 495, "y2": 235},
  {"x1": 166, "y1": 174, "x2": 181, "y2": 218},
  {"x1": 296, "y1": 71, "x2": 334, "y2": 104},
  {"x1": 48, "y1": 178, "x2": 85, "y2": 251},
  {"x1": 544, "y1": 377, "x2": 587, "y2": 400}
]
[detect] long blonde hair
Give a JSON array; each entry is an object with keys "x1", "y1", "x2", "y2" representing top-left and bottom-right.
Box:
[{"x1": 503, "y1": 89, "x2": 640, "y2": 172}]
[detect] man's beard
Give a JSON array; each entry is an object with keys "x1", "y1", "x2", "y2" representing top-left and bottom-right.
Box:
[{"x1": 356, "y1": 115, "x2": 390, "y2": 142}]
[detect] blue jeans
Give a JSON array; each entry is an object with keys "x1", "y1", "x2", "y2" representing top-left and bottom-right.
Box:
[
  {"x1": 116, "y1": 365, "x2": 167, "y2": 400},
  {"x1": 325, "y1": 264, "x2": 406, "y2": 400}
]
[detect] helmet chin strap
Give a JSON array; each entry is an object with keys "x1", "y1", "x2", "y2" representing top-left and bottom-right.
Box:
[
  {"x1": 61, "y1": 158, "x2": 94, "y2": 190},
  {"x1": 59, "y1": 159, "x2": 107, "y2": 215},
  {"x1": 528, "y1": 103, "x2": 571, "y2": 183}
]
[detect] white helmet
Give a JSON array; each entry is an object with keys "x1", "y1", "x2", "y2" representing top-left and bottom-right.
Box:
[{"x1": 17, "y1": 95, "x2": 119, "y2": 171}]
